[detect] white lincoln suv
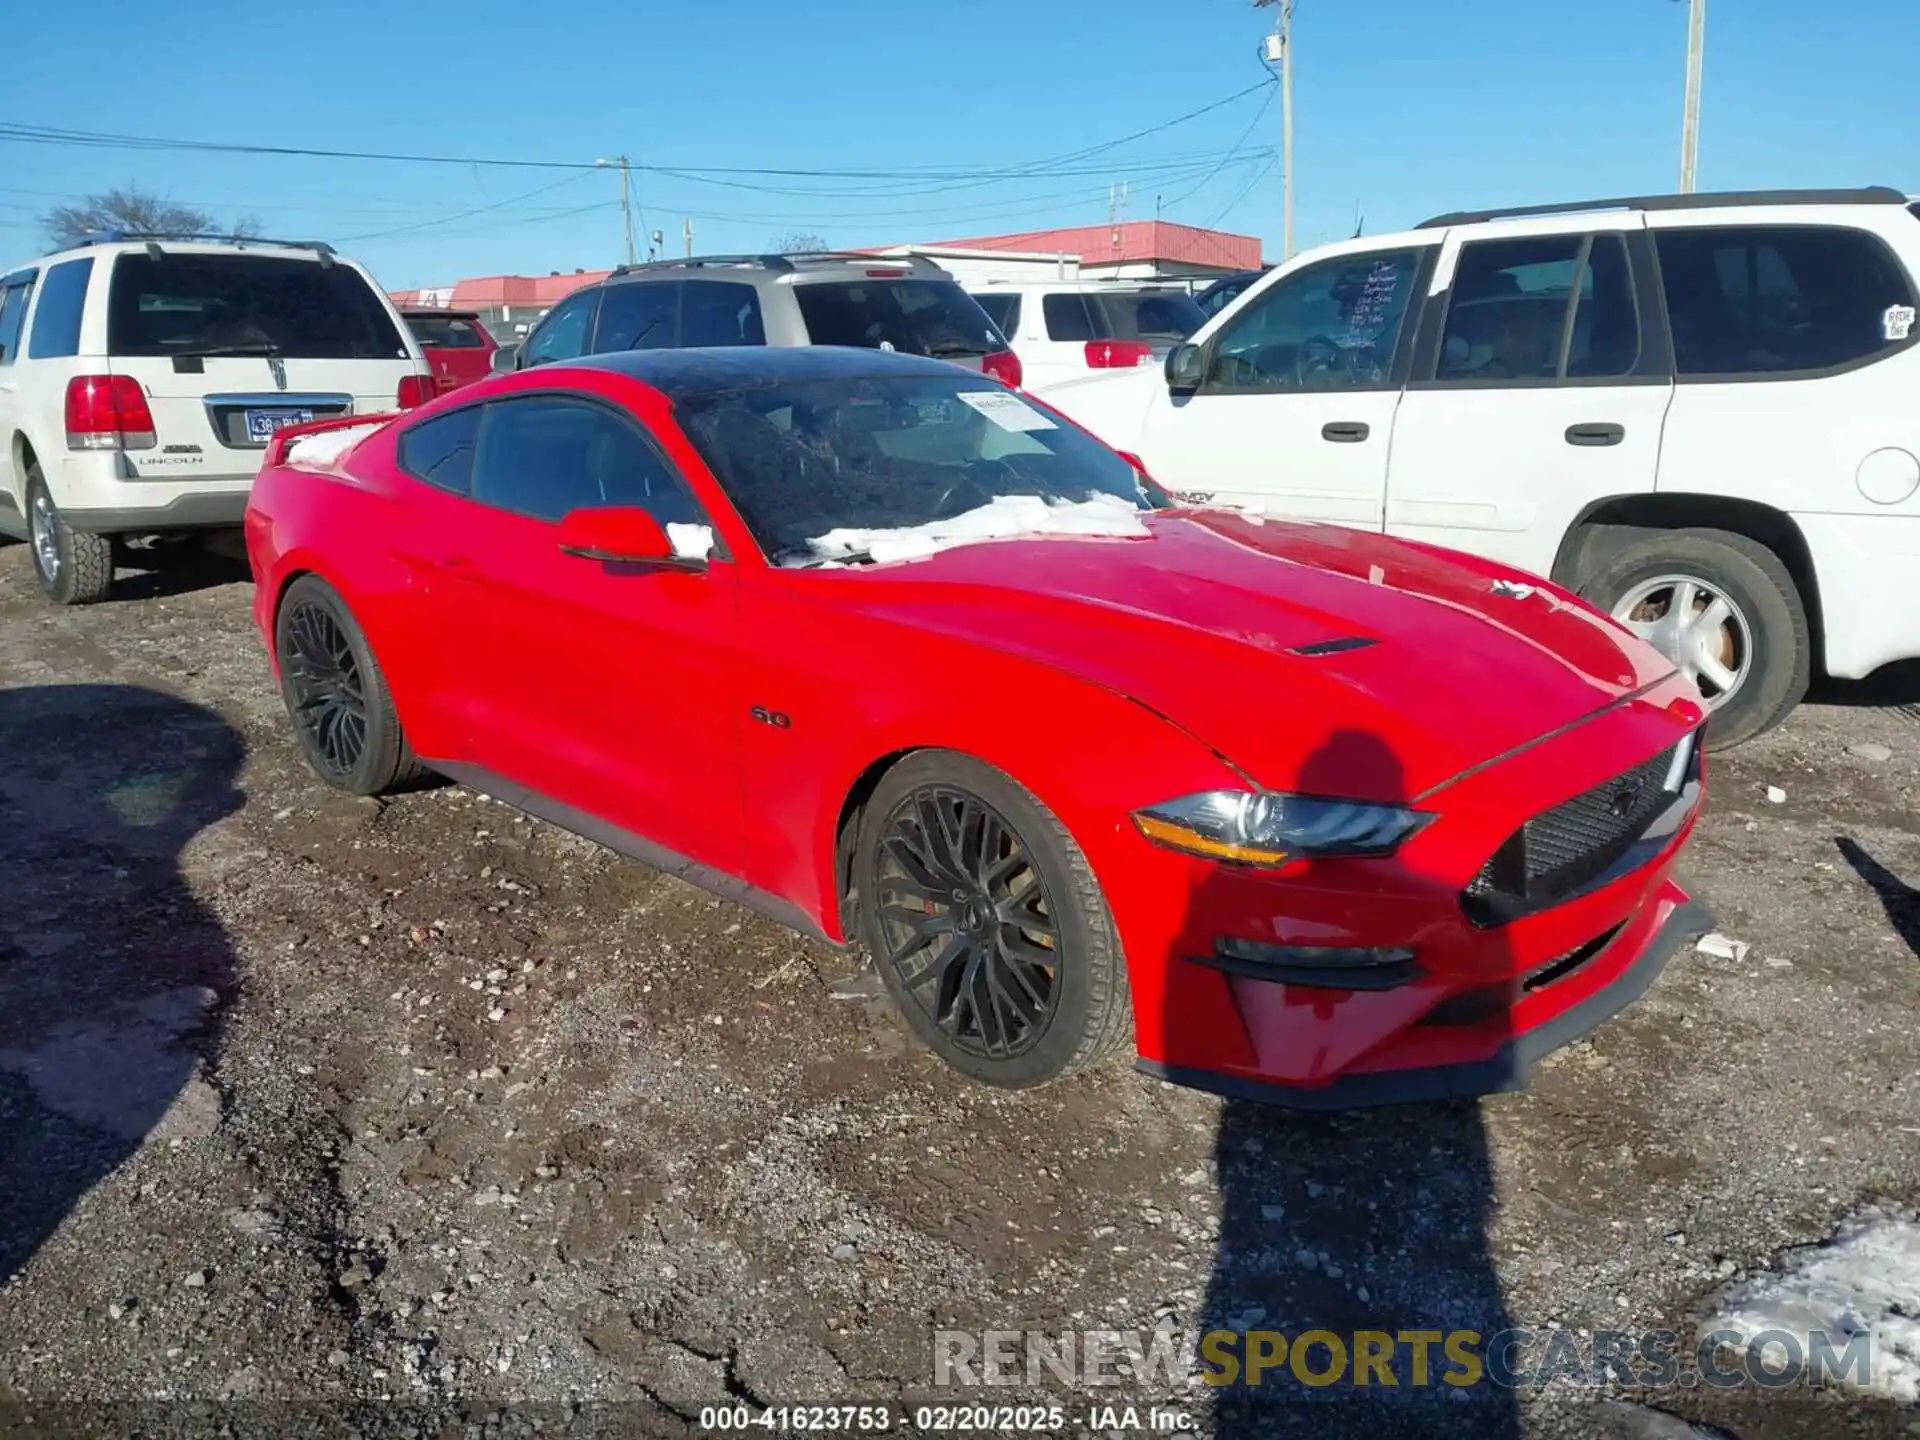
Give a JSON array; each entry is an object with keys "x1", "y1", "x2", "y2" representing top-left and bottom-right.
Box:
[{"x1": 0, "y1": 233, "x2": 430, "y2": 604}]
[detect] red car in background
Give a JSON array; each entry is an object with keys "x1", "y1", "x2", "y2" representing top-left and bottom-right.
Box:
[
  {"x1": 244, "y1": 347, "x2": 1711, "y2": 1108},
  {"x1": 397, "y1": 307, "x2": 497, "y2": 394}
]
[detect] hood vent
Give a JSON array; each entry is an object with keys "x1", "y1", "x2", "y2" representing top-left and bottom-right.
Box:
[{"x1": 1288, "y1": 635, "x2": 1379, "y2": 657}]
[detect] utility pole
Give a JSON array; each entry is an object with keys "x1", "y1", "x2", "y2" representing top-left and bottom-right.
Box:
[
  {"x1": 683, "y1": 216, "x2": 694, "y2": 258},
  {"x1": 598, "y1": 155, "x2": 637, "y2": 265},
  {"x1": 1679, "y1": 0, "x2": 1706, "y2": 192},
  {"x1": 1263, "y1": 1, "x2": 1297, "y2": 259}
]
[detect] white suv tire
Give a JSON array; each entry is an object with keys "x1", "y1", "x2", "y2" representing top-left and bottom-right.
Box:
[
  {"x1": 1580, "y1": 527, "x2": 1810, "y2": 750},
  {"x1": 26, "y1": 466, "x2": 114, "y2": 606}
]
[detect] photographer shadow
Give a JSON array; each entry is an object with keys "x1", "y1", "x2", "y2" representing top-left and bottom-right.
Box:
[
  {"x1": 0, "y1": 684, "x2": 243, "y2": 1288},
  {"x1": 1188, "y1": 728, "x2": 1522, "y2": 1439}
]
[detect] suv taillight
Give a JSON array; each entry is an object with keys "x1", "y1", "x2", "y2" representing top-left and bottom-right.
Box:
[
  {"x1": 1085, "y1": 340, "x2": 1153, "y2": 369},
  {"x1": 397, "y1": 374, "x2": 434, "y2": 409},
  {"x1": 982, "y1": 349, "x2": 1023, "y2": 389},
  {"x1": 64, "y1": 375, "x2": 156, "y2": 451}
]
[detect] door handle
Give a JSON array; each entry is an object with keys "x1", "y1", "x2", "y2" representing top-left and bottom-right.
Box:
[
  {"x1": 1565, "y1": 422, "x2": 1625, "y2": 447},
  {"x1": 1321, "y1": 421, "x2": 1370, "y2": 443}
]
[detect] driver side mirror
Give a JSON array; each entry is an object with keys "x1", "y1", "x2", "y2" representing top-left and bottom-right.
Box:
[
  {"x1": 556, "y1": 506, "x2": 707, "y2": 571},
  {"x1": 1165, "y1": 342, "x2": 1205, "y2": 396},
  {"x1": 490, "y1": 344, "x2": 520, "y2": 375}
]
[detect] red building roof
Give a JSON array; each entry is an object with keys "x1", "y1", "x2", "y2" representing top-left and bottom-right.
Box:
[
  {"x1": 927, "y1": 221, "x2": 1262, "y2": 270},
  {"x1": 453, "y1": 271, "x2": 611, "y2": 307}
]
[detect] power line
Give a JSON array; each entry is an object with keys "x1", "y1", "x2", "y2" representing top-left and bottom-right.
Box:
[
  {"x1": 336, "y1": 171, "x2": 595, "y2": 242},
  {"x1": 0, "y1": 83, "x2": 1272, "y2": 190}
]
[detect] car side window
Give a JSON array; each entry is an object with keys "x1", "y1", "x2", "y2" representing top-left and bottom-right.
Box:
[
  {"x1": 1655, "y1": 224, "x2": 1917, "y2": 377},
  {"x1": 1043, "y1": 293, "x2": 1095, "y2": 342},
  {"x1": 592, "y1": 281, "x2": 678, "y2": 353},
  {"x1": 522, "y1": 289, "x2": 599, "y2": 367},
  {"x1": 680, "y1": 281, "x2": 765, "y2": 347},
  {"x1": 1203, "y1": 248, "x2": 1422, "y2": 393},
  {"x1": 27, "y1": 257, "x2": 93, "y2": 360},
  {"x1": 1432, "y1": 233, "x2": 1640, "y2": 383},
  {"x1": 0, "y1": 277, "x2": 33, "y2": 365},
  {"x1": 397, "y1": 407, "x2": 481, "y2": 496},
  {"x1": 471, "y1": 396, "x2": 705, "y2": 528}
]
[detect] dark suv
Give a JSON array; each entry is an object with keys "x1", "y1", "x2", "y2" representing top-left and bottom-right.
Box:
[{"x1": 498, "y1": 252, "x2": 1022, "y2": 386}]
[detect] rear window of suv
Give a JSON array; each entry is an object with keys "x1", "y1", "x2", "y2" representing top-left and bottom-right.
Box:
[
  {"x1": 405, "y1": 313, "x2": 490, "y2": 349},
  {"x1": 107, "y1": 253, "x2": 410, "y2": 360},
  {"x1": 794, "y1": 280, "x2": 1003, "y2": 360},
  {"x1": 1042, "y1": 290, "x2": 1204, "y2": 344}
]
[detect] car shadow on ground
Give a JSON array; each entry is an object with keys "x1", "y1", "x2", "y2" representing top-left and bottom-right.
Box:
[
  {"x1": 1835, "y1": 837, "x2": 1920, "y2": 962},
  {"x1": 107, "y1": 544, "x2": 252, "y2": 604},
  {"x1": 0, "y1": 684, "x2": 243, "y2": 1289},
  {"x1": 1809, "y1": 659, "x2": 1920, "y2": 718},
  {"x1": 1185, "y1": 729, "x2": 1522, "y2": 1439}
]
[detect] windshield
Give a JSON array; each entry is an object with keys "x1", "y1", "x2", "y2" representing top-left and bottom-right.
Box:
[
  {"x1": 405, "y1": 313, "x2": 491, "y2": 349},
  {"x1": 1092, "y1": 290, "x2": 1205, "y2": 342},
  {"x1": 107, "y1": 253, "x2": 410, "y2": 360},
  {"x1": 794, "y1": 280, "x2": 1006, "y2": 358},
  {"x1": 676, "y1": 374, "x2": 1166, "y2": 567}
]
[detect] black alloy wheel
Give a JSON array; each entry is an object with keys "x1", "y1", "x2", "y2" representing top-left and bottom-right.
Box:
[
  {"x1": 855, "y1": 751, "x2": 1131, "y2": 1089},
  {"x1": 282, "y1": 598, "x2": 368, "y2": 778},
  {"x1": 873, "y1": 785, "x2": 1063, "y2": 1061},
  {"x1": 273, "y1": 575, "x2": 428, "y2": 796}
]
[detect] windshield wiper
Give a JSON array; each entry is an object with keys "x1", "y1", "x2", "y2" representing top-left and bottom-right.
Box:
[
  {"x1": 175, "y1": 342, "x2": 282, "y2": 358},
  {"x1": 922, "y1": 342, "x2": 986, "y2": 358},
  {"x1": 793, "y1": 548, "x2": 877, "y2": 569}
]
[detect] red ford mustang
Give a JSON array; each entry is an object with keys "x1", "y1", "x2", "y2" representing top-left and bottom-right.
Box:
[{"x1": 245, "y1": 347, "x2": 1711, "y2": 1107}]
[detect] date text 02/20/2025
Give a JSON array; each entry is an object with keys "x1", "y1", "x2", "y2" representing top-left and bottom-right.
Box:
[{"x1": 697, "y1": 1404, "x2": 1198, "y2": 1432}]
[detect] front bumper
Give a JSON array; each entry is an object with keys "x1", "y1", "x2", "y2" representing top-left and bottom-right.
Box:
[
  {"x1": 1139, "y1": 889, "x2": 1710, "y2": 1108},
  {"x1": 1107, "y1": 675, "x2": 1710, "y2": 1110}
]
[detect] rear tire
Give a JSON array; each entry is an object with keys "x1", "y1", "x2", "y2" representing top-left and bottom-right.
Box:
[
  {"x1": 274, "y1": 575, "x2": 427, "y2": 796},
  {"x1": 1580, "y1": 527, "x2": 1808, "y2": 751},
  {"x1": 26, "y1": 468, "x2": 114, "y2": 605},
  {"x1": 854, "y1": 751, "x2": 1131, "y2": 1089}
]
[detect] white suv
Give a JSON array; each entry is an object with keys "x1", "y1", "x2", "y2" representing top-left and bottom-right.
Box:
[
  {"x1": 1039, "y1": 186, "x2": 1920, "y2": 748},
  {"x1": 969, "y1": 280, "x2": 1205, "y2": 392},
  {"x1": 0, "y1": 234, "x2": 431, "y2": 604}
]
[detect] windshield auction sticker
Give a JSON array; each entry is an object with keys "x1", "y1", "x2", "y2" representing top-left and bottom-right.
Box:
[{"x1": 957, "y1": 390, "x2": 1059, "y2": 432}]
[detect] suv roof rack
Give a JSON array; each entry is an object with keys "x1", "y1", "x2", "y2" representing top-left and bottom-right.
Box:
[
  {"x1": 1417, "y1": 185, "x2": 1910, "y2": 230},
  {"x1": 73, "y1": 229, "x2": 338, "y2": 255},
  {"x1": 608, "y1": 251, "x2": 945, "y2": 278}
]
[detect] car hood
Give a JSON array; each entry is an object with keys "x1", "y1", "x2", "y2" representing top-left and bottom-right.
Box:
[{"x1": 799, "y1": 509, "x2": 1679, "y2": 801}]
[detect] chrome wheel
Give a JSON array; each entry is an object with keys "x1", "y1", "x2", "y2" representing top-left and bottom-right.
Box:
[
  {"x1": 1612, "y1": 573, "x2": 1753, "y2": 707},
  {"x1": 282, "y1": 600, "x2": 368, "y2": 777},
  {"x1": 872, "y1": 786, "x2": 1061, "y2": 1061},
  {"x1": 29, "y1": 490, "x2": 59, "y2": 581}
]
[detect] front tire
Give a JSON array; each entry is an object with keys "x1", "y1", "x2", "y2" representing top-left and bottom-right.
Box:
[
  {"x1": 1580, "y1": 527, "x2": 1809, "y2": 751},
  {"x1": 26, "y1": 468, "x2": 114, "y2": 605},
  {"x1": 855, "y1": 751, "x2": 1131, "y2": 1089},
  {"x1": 274, "y1": 575, "x2": 426, "y2": 796}
]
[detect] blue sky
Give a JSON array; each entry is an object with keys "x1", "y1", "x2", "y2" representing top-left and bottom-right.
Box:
[{"x1": 2, "y1": 0, "x2": 1914, "y2": 290}]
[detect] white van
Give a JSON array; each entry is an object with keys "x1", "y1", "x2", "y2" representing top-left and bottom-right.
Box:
[
  {"x1": 0, "y1": 234, "x2": 431, "y2": 603},
  {"x1": 969, "y1": 280, "x2": 1205, "y2": 392}
]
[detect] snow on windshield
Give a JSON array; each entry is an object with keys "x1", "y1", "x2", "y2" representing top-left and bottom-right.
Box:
[
  {"x1": 801, "y1": 492, "x2": 1148, "y2": 566},
  {"x1": 285, "y1": 424, "x2": 382, "y2": 468}
]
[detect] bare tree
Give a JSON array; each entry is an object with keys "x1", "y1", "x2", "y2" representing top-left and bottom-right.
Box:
[
  {"x1": 40, "y1": 187, "x2": 262, "y2": 249},
  {"x1": 771, "y1": 231, "x2": 831, "y2": 255}
]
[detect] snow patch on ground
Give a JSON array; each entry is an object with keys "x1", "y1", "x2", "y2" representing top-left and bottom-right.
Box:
[
  {"x1": 803, "y1": 493, "x2": 1147, "y2": 566},
  {"x1": 285, "y1": 424, "x2": 381, "y2": 468},
  {"x1": 1702, "y1": 1207, "x2": 1920, "y2": 1401}
]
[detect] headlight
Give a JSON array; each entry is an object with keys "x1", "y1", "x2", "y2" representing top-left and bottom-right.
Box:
[{"x1": 1132, "y1": 790, "x2": 1428, "y2": 866}]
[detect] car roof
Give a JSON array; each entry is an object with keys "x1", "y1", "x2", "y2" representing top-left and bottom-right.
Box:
[{"x1": 569, "y1": 345, "x2": 986, "y2": 400}]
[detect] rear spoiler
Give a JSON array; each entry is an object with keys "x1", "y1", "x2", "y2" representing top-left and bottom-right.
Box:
[{"x1": 263, "y1": 411, "x2": 401, "y2": 468}]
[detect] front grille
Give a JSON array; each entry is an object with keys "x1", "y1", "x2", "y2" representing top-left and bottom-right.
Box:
[{"x1": 1464, "y1": 741, "x2": 1689, "y2": 926}]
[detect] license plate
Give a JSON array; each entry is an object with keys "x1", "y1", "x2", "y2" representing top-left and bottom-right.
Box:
[{"x1": 244, "y1": 408, "x2": 314, "y2": 441}]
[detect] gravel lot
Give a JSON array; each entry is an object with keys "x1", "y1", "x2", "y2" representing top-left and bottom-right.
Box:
[{"x1": 0, "y1": 542, "x2": 1916, "y2": 1440}]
